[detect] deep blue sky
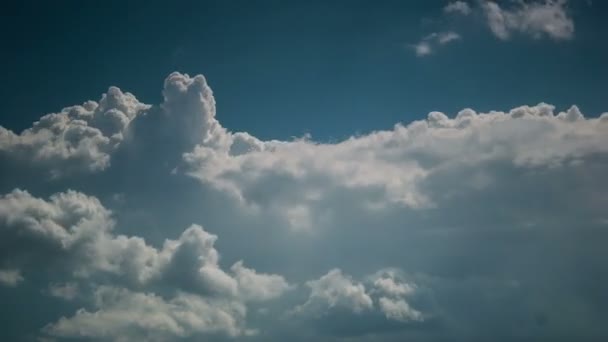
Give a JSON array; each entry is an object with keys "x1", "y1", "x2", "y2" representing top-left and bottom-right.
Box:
[{"x1": 1, "y1": 0, "x2": 607, "y2": 141}]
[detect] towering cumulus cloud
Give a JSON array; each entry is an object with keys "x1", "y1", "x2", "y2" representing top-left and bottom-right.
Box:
[{"x1": 1, "y1": 72, "x2": 608, "y2": 341}]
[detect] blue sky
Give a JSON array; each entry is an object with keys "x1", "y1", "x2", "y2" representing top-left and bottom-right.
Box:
[
  {"x1": 1, "y1": 1, "x2": 608, "y2": 341},
  {"x1": 2, "y1": 0, "x2": 607, "y2": 140}
]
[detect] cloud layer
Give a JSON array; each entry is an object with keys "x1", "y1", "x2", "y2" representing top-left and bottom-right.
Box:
[{"x1": 1, "y1": 71, "x2": 607, "y2": 341}]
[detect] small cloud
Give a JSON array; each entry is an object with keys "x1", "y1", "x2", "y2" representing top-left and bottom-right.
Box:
[
  {"x1": 0, "y1": 269, "x2": 24, "y2": 287},
  {"x1": 444, "y1": 1, "x2": 472, "y2": 15},
  {"x1": 414, "y1": 41, "x2": 433, "y2": 57},
  {"x1": 48, "y1": 283, "x2": 79, "y2": 301},
  {"x1": 412, "y1": 31, "x2": 461, "y2": 57},
  {"x1": 437, "y1": 31, "x2": 461, "y2": 44}
]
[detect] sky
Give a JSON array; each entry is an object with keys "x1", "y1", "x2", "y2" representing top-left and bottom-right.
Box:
[{"x1": 1, "y1": 1, "x2": 608, "y2": 341}]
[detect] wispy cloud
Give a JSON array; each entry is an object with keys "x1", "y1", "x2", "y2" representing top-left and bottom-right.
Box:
[
  {"x1": 441, "y1": 1, "x2": 575, "y2": 41},
  {"x1": 482, "y1": 0, "x2": 574, "y2": 40},
  {"x1": 412, "y1": 31, "x2": 461, "y2": 57},
  {"x1": 444, "y1": 1, "x2": 472, "y2": 15},
  {"x1": 414, "y1": 41, "x2": 432, "y2": 57}
]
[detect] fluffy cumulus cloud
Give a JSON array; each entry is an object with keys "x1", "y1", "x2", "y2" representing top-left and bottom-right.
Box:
[
  {"x1": 370, "y1": 269, "x2": 422, "y2": 323},
  {"x1": 2, "y1": 71, "x2": 608, "y2": 341},
  {"x1": 0, "y1": 87, "x2": 150, "y2": 177},
  {"x1": 231, "y1": 261, "x2": 292, "y2": 302},
  {"x1": 0, "y1": 188, "x2": 289, "y2": 340},
  {"x1": 173, "y1": 73, "x2": 608, "y2": 339},
  {"x1": 181, "y1": 86, "x2": 608, "y2": 233},
  {"x1": 288, "y1": 268, "x2": 425, "y2": 338},
  {"x1": 293, "y1": 269, "x2": 374, "y2": 315},
  {"x1": 482, "y1": 0, "x2": 574, "y2": 40}
]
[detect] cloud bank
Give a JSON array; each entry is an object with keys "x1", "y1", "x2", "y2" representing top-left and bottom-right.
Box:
[{"x1": 1, "y1": 71, "x2": 607, "y2": 341}]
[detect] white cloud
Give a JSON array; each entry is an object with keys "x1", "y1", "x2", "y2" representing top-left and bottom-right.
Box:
[
  {"x1": 47, "y1": 282, "x2": 79, "y2": 300},
  {"x1": 414, "y1": 41, "x2": 433, "y2": 57},
  {"x1": 444, "y1": 1, "x2": 472, "y2": 15},
  {"x1": 178, "y1": 77, "x2": 608, "y2": 233},
  {"x1": 0, "y1": 188, "x2": 289, "y2": 339},
  {"x1": 44, "y1": 286, "x2": 250, "y2": 340},
  {"x1": 369, "y1": 269, "x2": 423, "y2": 323},
  {"x1": 370, "y1": 269, "x2": 415, "y2": 298},
  {"x1": 293, "y1": 268, "x2": 424, "y2": 325},
  {"x1": 161, "y1": 71, "x2": 231, "y2": 150},
  {"x1": 0, "y1": 188, "x2": 113, "y2": 249},
  {"x1": 2, "y1": 71, "x2": 608, "y2": 340},
  {"x1": 0, "y1": 269, "x2": 23, "y2": 287},
  {"x1": 0, "y1": 87, "x2": 150, "y2": 177},
  {"x1": 482, "y1": 0, "x2": 574, "y2": 40},
  {"x1": 293, "y1": 269, "x2": 373, "y2": 315},
  {"x1": 436, "y1": 31, "x2": 461, "y2": 44},
  {"x1": 378, "y1": 297, "x2": 423, "y2": 322},
  {"x1": 231, "y1": 261, "x2": 292, "y2": 302},
  {"x1": 412, "y1": 31, "x2": 461, "y2": 57}
]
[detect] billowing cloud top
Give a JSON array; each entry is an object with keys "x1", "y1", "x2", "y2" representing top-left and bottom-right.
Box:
[
  {"x1": 1, "y1": 71, "x2": 608, "y2": 341},
  {"x1": 0, "y1": 87, "x2": 150, "y2": 177}
]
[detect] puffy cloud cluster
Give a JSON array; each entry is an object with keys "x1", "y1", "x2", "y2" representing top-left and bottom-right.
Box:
[
  {"x1": 2, "y1": 71, "x2": 608, "y2": 341},
  {"x1": 0, "y1": 189, "x2": 289, "y2": 340},
  {"x1": 182, "y1": 91, "x2": 608, "y2": 232},
  {"x1": 0, "y1": 87, "x2": 150, "y2": 176},
  {"x1": 370, "y1": 269, "x2": 422, "y2": 322},
  {"x1": 293, "y1": 268, "x2": 422, "y2": 324},
  {"x1": 482, "y1": 0, "x2": 574, "y2": 40},
  {"x1": 168, "y1": 73, "x2": 607, "y2": 339},
  {"x1": 0, "y1": 189, "x2": 113, "y2": 274}
]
